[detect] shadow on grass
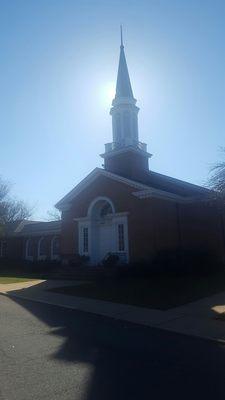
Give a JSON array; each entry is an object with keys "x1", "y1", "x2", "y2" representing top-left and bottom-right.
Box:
[{"x1": 49, "y1": 271, "x2": 225, "y2": 310}]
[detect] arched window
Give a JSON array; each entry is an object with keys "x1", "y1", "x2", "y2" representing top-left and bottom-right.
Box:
[
  {"x1": 88, "y1": 197, "x2": 115, "y2": 219},
  {"x1": 0, "y1": 241, "x2": 7, "y2": 258},
  {"x1": 38, "y1": 237, "x2": 47, "y2": 260},
  {"x1": 100, "y1": 202, "x2": 113, "y2": 219},
  {"x1": 25, "y1": 239, "x2": 33, "y2": 260},
  {"x1": 51, "y1": 236, "x2": 60, "y2": 260}
]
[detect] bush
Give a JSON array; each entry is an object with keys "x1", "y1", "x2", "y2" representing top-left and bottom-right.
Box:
[
  {"x1": 102, "y1": 253, "x2": 119, "y2": 267},
  {"x1": 68, "y1": 254, "x2": 89, "y2": 267},
  {"x1": 153, "y1": 247, "x2": 222, "y2": 275},
  {"x1": 115, "y1": 247, "x2": 224, "y2": 279}
]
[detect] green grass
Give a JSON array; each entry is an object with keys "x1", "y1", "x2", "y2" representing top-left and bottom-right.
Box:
[
  {"x1": 51, "y1": 271, "x2": 225, "y2": 310},
  {"x1": 0, "y1": 276, "x2": 37, "y2": 284}
]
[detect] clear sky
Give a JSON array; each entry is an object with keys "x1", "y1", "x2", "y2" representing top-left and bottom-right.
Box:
[{"x1": 1, "y1": 0, "x2": 225, "y2": 220}]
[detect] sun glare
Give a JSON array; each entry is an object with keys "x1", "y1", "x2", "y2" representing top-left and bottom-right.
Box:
[{"x1": 101, "y1": 81, "x2": 115, "y2": 105}]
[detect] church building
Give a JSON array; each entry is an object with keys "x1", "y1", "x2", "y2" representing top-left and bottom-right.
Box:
[{"x1": 1, "y1": 34, "x2": 225, "y2": 266}]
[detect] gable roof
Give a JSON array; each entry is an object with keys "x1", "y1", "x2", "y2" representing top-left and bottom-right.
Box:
[
  {"x1": 55, "y1": 167, "x2": 210, "y2": 210},
  {"x1": 55, "y1": 168, "x2": 151, "y2": 210}
]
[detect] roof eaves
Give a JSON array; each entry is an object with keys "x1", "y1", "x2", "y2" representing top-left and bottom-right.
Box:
[{"x1": 55, "y1": 168, "x2": 150, "y2": 210}]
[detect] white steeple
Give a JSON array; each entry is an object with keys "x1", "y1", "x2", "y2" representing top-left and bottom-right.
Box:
[{"x1": 110, "y1": 27, "x2": 140, "y2": 149}]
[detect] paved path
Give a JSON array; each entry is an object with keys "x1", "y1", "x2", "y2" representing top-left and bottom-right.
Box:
[
  {"x1": 1, "y1": 279, "x2": 225, "y2": 343},
  {"x1": 1, "y1": 294, "x2": 225, "y2": 400}
]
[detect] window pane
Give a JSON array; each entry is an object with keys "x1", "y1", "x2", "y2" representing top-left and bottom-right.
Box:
[
  {"x1": 52, "y1": 237, "x2": 60, "y2": 255},
  {"x1": 39, "y1": 238, "x2": 47, "y2": 256},
  {"x1": 83, "y1": 227, "x2": 88, "y2": 253},
  {"x1": 0, "y1": 241, "x2": 7, "y2": 257},
  {"x1": 27, "y1": 240, "x2": 33, "y2": 257},
  {"x1": 118, "y1": 224, "x2": 125, "y2": 252}
]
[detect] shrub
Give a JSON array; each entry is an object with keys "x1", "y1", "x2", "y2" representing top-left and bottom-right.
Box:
[
  {"x1": 116, "y1": 247, "x2": 224, "y2": 279},
  {"x1": 69, "y1": 254, "x2": 89, "y2": 267},
  {"x1": 153, "y1": 247, "x2": 222, "y2": 275},
  {"x1": 102, "y1": 253, "x2": 119, "y2": 267}
]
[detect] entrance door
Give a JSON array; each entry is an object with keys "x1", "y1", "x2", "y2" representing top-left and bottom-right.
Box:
[{"x1": 98, "y1": 222, "x2": 114, "y2": 261}]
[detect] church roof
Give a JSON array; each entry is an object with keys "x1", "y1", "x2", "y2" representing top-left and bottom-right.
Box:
[
  {"x1": 3, "y1": 220, "x2": 61, "y2": 237},
  {"x1": 17, "y1": 220, "x2": 61, "y2": 236},
  {"x1": 132, "y1": 169, "x2": 210, "y2": 198},
  {"x1": 55, "y1": 167, "x2": 210, "y2": 211}
]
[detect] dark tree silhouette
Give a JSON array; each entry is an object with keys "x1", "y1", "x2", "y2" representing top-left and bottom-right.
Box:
[
  {"x1": 208, "y1": 148, "x2": 225, "y2": 195},
  {"x1": 46, "y1": 208, "x2": 61, "y2": 221},
  {"x1": 0, "y1": 176, "x2": 32, "y2": 225}
]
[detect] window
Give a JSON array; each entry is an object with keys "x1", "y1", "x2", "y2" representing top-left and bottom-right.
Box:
[
  {"x1": 118, "y1": 224, "x2": 125, "y2": 252},
  {"x1": 83, "y1": 227, "x2": 88, "y2": 253},
  {"x1": 0, "y1": 241, "x2": 7, "y2": 258},
  {"x1": 26, "y1": 239, "x2": 33, "y2": 259},
  {"x1": 39, "y1": 238, "x2": 47, "y2": 257},
  {"x1": 100, "y1": 202, "x2": 112, "y2": 219},
  {"x1": 52, "y1": 237, "x2": 60, "y2": 257}
]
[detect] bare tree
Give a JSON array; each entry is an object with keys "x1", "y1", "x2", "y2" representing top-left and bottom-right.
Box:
[
  {"x1": 46, "y1": 208, "x2": 61, "y2": 221},
  {"x1": 208, "y1": 148, "x2": 225, "y2": 196},
  {"x1": 0, "y1": 176, "x2": 32, "y2": 225}
]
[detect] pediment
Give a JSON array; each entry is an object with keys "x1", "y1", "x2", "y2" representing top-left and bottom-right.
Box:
[{"x1": 55, "y1": 168, "x2": 149, "y2": 211}]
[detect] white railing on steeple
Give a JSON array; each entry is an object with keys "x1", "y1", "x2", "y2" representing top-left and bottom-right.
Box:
[{"x1": 104, "y1": 140, "x2": 147, "y2": 153}]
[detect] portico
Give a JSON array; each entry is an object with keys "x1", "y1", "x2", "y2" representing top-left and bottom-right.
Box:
[{"x1": 75, "y1": 197, "x2": 129, "y2": 265}]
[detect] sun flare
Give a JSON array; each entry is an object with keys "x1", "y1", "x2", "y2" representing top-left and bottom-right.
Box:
[{"x1": 101, "y1": 81, "x2": 115, "y2": 104}]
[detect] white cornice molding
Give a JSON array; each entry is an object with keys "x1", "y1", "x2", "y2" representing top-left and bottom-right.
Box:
[
  {"x1": 133, "y1": 188, "x2": 197, "y2": 203},
  {"x1": 55, "y1": 168, "x2": 150, "y2": 210}
]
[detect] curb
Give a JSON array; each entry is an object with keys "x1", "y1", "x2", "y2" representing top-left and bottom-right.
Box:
[{"x1": 3, "y1": 291, "x2": 225, "y2": 347}]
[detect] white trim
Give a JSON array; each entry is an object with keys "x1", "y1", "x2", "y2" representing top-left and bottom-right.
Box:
[
  {"x1": 100, "y1": 145, "x2": 152, "y2": 159},
  {"x1": 87, "y1": 196, "x2": 116, "y2": 217},
  {"x1": 55, "y1": 168, "x2": 150, "y2": 210},
  {"x1": 77, "y1": 210, "x2": 129, "y2": 265},
  {"x1": 78, "y1": 221, "x2": 90, "y2": 257},
  {"x1": 114, "y1": 215, "x2": 129, "y2": 262},
  {"x1": 132, "y1": 188, "x2": 197, "y2": 203}
]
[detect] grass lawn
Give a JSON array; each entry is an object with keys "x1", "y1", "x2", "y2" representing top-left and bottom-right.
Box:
[
  {"x1": 51, "y1": 271, "x2": 225, "y2": 310},
  {"x1": 0, "y1": 276, "x2": 38, "y2": 284}
]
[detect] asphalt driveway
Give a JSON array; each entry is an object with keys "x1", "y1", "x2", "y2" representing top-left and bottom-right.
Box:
[{"x1": 0, "y1": 294, "x2": 225, "y2": 400}]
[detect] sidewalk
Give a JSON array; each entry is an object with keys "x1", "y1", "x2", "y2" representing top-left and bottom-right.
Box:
[{"x1": 1, "y1": 279, "x2": 225, "y2": 344}]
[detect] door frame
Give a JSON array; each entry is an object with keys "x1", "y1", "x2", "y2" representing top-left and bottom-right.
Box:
[{"x1": 75, "y1": 212, "x2": 129, "y2": 265}]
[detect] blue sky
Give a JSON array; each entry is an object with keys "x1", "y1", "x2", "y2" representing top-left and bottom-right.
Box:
[{"x1": 1, "y1": 0, "x2": 225, "y2": 219}]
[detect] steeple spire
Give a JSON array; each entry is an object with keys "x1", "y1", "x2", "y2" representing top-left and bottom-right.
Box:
[
  {"x1": 115, "y1": 28, "x2": 134, "y2": 99},
  {"x1": 120, "y1": 25, "x2": 123, "y2": 47},
  {"x1": 101, "y1": 29, "x2": 150, "y2": 177}
]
